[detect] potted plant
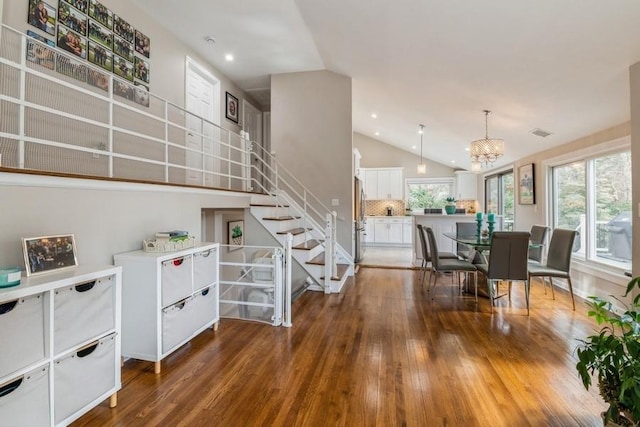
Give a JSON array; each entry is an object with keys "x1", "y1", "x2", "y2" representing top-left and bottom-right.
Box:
[
  {"x1": 576, "y1": 276, "x2": 640, "y2": 426},
  {"x1": 444, "y1": 196, "x2": 457, "y2": 215}
]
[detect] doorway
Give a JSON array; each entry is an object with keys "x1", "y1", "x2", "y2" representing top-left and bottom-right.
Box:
[
  {"x1": 242, "y1": 99, "x2": 263, "y2": 192},
  {"x1": 185, "y1": 57, "x2": 220, "y2": 187}
]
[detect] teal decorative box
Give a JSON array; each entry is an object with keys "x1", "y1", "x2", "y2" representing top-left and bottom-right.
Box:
[{"x1": 0, "y1": 267, "x2": 21, "y2": 288}]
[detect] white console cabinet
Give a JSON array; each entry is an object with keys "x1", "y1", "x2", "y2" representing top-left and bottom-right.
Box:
[
  {"x1": 0, "y1": 265, "x2": 122, "y2": 427},
  {"x1": 114, "y1": 243, "x2": 219, "y2": 374}
]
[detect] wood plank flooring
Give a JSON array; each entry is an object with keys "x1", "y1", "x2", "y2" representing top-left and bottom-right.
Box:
[{"x1": 74, "y1": 268, "x2": 605, "y2": 426}]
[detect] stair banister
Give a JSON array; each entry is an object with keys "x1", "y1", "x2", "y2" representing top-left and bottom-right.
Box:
[
  {"x1": 284, "y1": 233, "x2": 293, "y2": 327},
  {"x1": 324, "y1": 213, "x2": 333, "y2": 294}
]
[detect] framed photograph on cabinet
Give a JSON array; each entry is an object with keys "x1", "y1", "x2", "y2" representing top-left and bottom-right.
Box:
[
  {"x1": 518, "y1": 163, "x2": 535, "y2": 205},
  {"x1": 228, "y1": 220, "x2": 244, "y2": 251},
  {"x1": 22, "y1": 234, "x2": 78, "y2": 276},
  {"x1": 225, "y1": 92, "x2": 239, "y2": 123}
]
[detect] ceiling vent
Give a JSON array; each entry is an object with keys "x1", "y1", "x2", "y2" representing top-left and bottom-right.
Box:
[{"x1": 530, "y1": 128, "x2": 553, "y2": 138}]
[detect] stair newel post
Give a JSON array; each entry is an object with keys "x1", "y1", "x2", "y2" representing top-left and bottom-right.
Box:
[
  {"x1": 245, "y1": 136, "x2": 253, "y2": 192},
  {"x1": 324, "y1": 213, "x2": 332, "y2": 294},
  {"x1": 332, "y1": 211, "x2": 338, "y2": 281},
  {"x1": 283, "y1": 233, "x2": 293, "y2": 327},
  {"x1": 303, "y1": 191, "x2": 309, "y2": 245}
]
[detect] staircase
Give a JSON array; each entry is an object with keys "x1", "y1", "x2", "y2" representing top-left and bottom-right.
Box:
[{"x1": 249, "y1": 194, "x2": 352, "y2": 293}]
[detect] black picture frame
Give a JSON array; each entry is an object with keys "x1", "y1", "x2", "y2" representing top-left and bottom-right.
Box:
[
  {"x1": 28, "y1": 0, "x2": 56, "y2": 36},
  {"x1": 88, "y1": 0, "x2": 112, "y2": 29},
  {"x1": 56, "y1": 25, "x2": 87, "y2": 59},
  {"x1": 135, "y1": 29, "x2": 150, "y2": 58},
  {"x1": 226, "y1": 92, "x2": 239, "y2": 124},
  {"x1": 58, "y1": 2, "x2": 87, "y2": 36},
  {"x1": 518, "y1": 163, "x2": 535, "y2": 205}
]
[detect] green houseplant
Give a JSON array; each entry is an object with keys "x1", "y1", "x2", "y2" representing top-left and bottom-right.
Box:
[
  {"x1": 444, "y1": 196, "x2": 457, "y2": 215},
  {"x1": 576, "y1": 276, "x2": 640, "y2": 426}
]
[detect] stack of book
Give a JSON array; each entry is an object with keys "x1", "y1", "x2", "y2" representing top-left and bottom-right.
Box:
[{"x1": 155, "y1": 230, "x2": 189, "y2": 243}]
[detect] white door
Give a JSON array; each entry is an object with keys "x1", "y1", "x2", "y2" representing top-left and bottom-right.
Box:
[
  {"x1": 242, "y1": 99, "x2": 262, "y2": 192},
  {"x1": 185, "y1": 58, "x2": 220, "y2": 187}
]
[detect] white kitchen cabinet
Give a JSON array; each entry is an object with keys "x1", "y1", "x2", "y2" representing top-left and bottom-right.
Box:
[
  {"x1": 0, "y1": 265, "x2": 122, "y2": 427},
  {"x1": 114, "y1": 243, "x2": 219, "y2": 374},
  {"x1": 364, "y1": 219, "x2": 375, "y2": 243},
  {"x1": 370, "y1": 217, "x2": 410, "y2": 246},
  {"x1": 402, "y1": 218, "x2": 413, "y2": 244},
  {"x1": 362, "y1": 168, "x2": 403, "y2": 200},
  {"x1": 455, "y1": 171, "x2": 477, "y2": 200}
]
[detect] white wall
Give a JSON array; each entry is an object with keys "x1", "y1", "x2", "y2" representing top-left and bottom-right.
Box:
[
  {"x1": 1, "y1": 0, "x2": 263, "y2": 126},
  {"x1": 271, "y1": 70, "x2": 353, "y2": 253},
  {"x1": 0, "y1": 174, "x2": 251, "y2": 269},
  {"x1": 354, "y1": 132, "x2": 456, "y2": 178}
]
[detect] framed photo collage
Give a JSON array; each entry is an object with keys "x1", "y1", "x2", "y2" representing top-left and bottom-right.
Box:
[{"x1": 26, "y1": 0, "x2": 151, "y2": 107}]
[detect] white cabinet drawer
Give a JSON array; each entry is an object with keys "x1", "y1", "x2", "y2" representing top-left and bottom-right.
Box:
[
  {"x1": 192, "y1": 285, "x2": 218, "y2": 332},
  {"x1": 0, "y1": 294, "x2": 46, "y2": 379},
  {"x1": 54, "y1": 276, "x2": 115, "y2": 353},
  {"x1": 0, "y1": 364, "x2": 50, "y2": 427},
  {"x1": 193, "y1": 248, "x2": 217, "y2": 291},
  {"x1": 54, "y1": 334, "x2": 116, "y2": 424},
  {"x1": 161, "y1": 255, "x2": 193, "y2": 307},
  {"x1": 162, "y1": 296, "x2": 195, "y2": 354}
]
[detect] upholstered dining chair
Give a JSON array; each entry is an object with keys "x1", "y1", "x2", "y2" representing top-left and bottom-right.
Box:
[
  {"x1": 456, "y1": 222, "x2": 477, "y2": 261},
  {"x1": 528, "y1": 225, "x2": 549, "y2": 264},
  {"x1": 416, "y1": 224, "x2": 457, "y2": 287},
  {"x1": 476, "y1": 231, "x2": 531, "y2": 314},
  {"x1": 425, "y1": 226, "x2": 477, "y2": 301},
  {"x1": 528, "y1": 228, "x2": 578, "y2": 310}
]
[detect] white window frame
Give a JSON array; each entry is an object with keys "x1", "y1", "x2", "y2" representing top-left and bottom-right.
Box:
[
  {"x1": 542, "y1": 135, "x2": 631, "y2": 282},
  {"x1": 405, "y1": 177, "x2": 455, "y2": 211}
]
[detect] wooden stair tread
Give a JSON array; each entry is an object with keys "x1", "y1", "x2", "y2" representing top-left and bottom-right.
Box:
[
  {"x1": 262, "y1": 216, "x2": 301, "y2": 221},
  {"x1": 250, "y1": 203, "x2": 290, "y2": 208},
  {"x1": 319, "y1": 264, "x2": 350, "y2": 281},
  {"x1": 276, "y1": 227, "x2": 309, "y2": 236},
  {"x1": 293, "y1": 240, "x2": 321, "y2": 250}
]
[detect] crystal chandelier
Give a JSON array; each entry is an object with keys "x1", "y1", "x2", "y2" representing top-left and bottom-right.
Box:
[
  {"x1": 470, "y1": 110, "x2": 504, "y2": 165},
  {"x1": 417, "y1": 124, "x2": 426, "y2": 174}
]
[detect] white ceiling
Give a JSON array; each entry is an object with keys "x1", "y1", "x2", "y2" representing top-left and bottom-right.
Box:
[{"x1": 131, "y1": 0, "x2": 640, "y2": 171}]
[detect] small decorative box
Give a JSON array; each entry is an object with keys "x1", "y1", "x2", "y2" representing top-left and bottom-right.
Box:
[{"x1": 0, "y1": 267, "x2": 22, "y2": 288}]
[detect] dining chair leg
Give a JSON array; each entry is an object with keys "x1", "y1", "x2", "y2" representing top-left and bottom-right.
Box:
[
  {"x1": 430, "y1": 271, "x2": 438, "y2": 300},
  {"x1": 548, "y1": 277, "x2": 556, "y2": 300},
  {"x1": 508, "y1": 281, "x2": 512, "y2": 301},
  {"x1": 473, "y1": 272, "x2": 478, "y2": 304},
  {"x1": 525, "y1": 279, "x2": 530, "y2": 316},
  {"x1": 567, "y1": 277, "x2": 575, "y2": 310},
  {"x1": 487, "y1": 279, "x2": 494, "y2": 313}
]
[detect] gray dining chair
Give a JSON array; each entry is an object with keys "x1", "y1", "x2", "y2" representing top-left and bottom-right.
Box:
[
  {"x1": 456, "y1": 222, "x2": 477, "y2": 261},
  {"x1": 528, "y1": 225, "x2": 549, "y2": 264},
  {"x1": 528, "y1": 228, "x2": 578, "y2": 310},
  {"x1": 416, "y1": 224, "x2": 457, "y2": 288},
  {"x1": 476, "y1": 231, "x2": 531, "y2": 314},
  {"x1": 425, "y1": 226, "x2": 477, "y2": 302}
]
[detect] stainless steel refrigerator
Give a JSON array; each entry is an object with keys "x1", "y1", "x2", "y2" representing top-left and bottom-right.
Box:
[{"x1": 354, "y1": 177, "x2": 365, "y2": 263}]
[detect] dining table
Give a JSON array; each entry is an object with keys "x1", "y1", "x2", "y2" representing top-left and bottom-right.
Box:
[{"x1": 442, "y1": 231, "x2": 543, "y2": 297}]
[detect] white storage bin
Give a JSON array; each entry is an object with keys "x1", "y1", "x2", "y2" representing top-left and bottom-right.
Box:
[
  {"x1": 193, "y1": 248, "x2": 217, "y2": 291},
  {"x1": 54, "y1": 333, "x2": 116, "y2": 424},
  {"x1": 162, "y1": 296, "x2": 194, "y2": 354},
  {"x1": 161, "y1": 255, "x2": 193, "y2": 307},
  {"x1": 191, "y1": 284, "x2": 218, "y2": 332},
  {"x1": 54, "y1": 276, "x2": 115, "y2": 353},
  {"x1": 0, "y1": 294, "x2": 46, "y2": 378},
  {"x1": 0, "y1": 365, "x2": 50, "y2": 427}
]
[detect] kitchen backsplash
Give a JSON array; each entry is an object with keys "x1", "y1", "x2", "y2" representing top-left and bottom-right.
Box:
[
  {"x1": 365, "y1": 200, "x2": 406, "y2": 216},
  {"x1": 365, "y1": 199, "x2": 478, "y2": 215}
]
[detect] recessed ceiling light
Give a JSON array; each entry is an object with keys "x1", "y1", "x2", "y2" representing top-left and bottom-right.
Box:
[
  {"x1": 451, "y1": 160, "x2": 456, "y2": 164},
  {"x1": 411, "y1": 145, "x2": 417, "y2": 149},
  {"x1": 371, "y1": 113, "x2": 377, "y2": 119},
  {"x1": 374, "y1": 132, "x2": 379, "y2": 136},
  {"x1": 464, "y1": 147, "x2": 470, "y2": 152},
  {"x1": 225, "y1": 54, "x2": 234, "y2": 61}
]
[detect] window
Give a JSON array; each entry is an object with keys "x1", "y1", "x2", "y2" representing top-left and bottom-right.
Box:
[
  {"x1": 551, "y1": 150, "x2": 631, "y2": 269},
  {"x1": 484, "y1": 170, "x2": 514, "y2": 231},
  {"x1": 406, "y1": 178, "x2": 454, "y2": 209}
]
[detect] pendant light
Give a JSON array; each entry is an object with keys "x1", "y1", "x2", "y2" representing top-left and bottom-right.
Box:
[
  {"x1": 470, "y1": 110, "x2": 504, "y2": 165},
  {"x1": 417, "y1": 124, "x2": 426, "y2": 174}
]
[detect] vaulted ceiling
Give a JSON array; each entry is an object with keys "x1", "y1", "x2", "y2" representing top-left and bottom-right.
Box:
[{"x1": 131, "y1": 0, "x2": 640, "y2": 171}]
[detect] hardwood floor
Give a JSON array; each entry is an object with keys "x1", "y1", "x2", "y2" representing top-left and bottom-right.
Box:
[{"x1": 74, "y1": 268, "x2": 605, "y2": 426}]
